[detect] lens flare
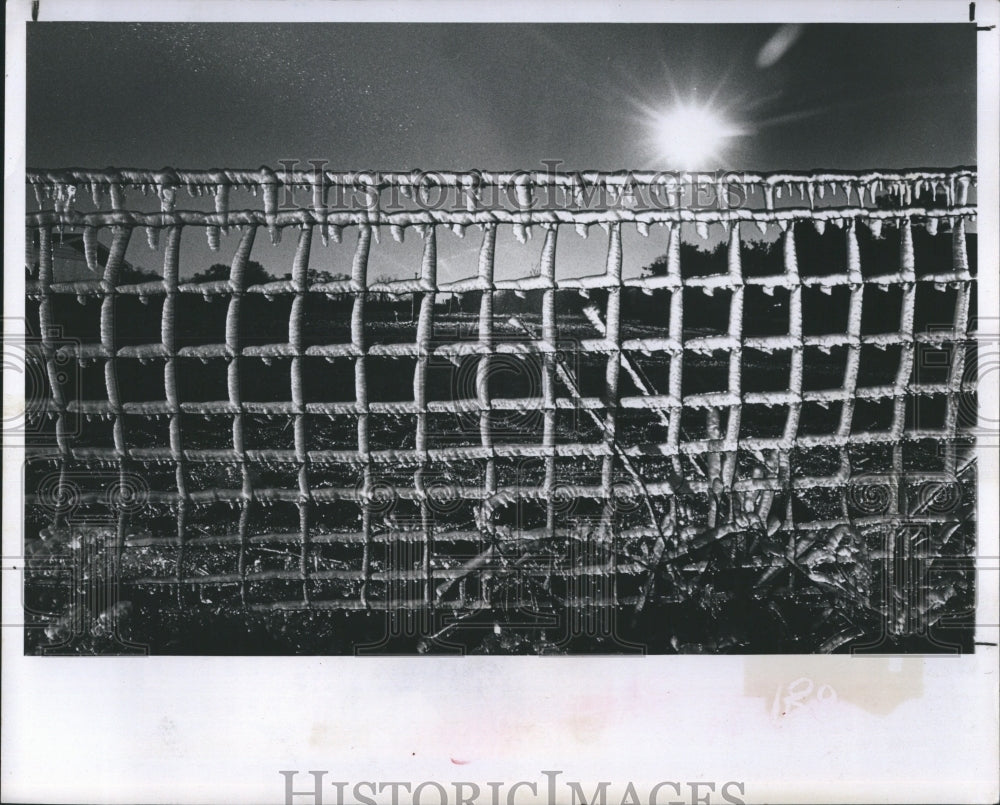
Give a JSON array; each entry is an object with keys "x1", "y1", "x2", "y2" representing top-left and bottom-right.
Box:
[{"x1": 649, "y1": 102, "x2": 744, "y2": 169}]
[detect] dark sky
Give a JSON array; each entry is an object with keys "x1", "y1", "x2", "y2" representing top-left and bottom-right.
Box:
[
  {"x1": 25, "y1": 23, "x2": 978, "y2": 281},
  {"x1": 27, "y1": 23, "x2": 976, "y2": 171}
]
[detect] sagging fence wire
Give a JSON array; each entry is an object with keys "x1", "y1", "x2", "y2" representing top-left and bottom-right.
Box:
[{"x1": 22, "y1": 166, "x2": 978, "y2": 623}]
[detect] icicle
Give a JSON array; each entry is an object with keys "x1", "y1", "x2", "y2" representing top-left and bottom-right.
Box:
[
  {"x1": 160, "y1": 186, "x2": 176, "y2": 214},
  {"x1": 636, "y1": 221, "x2": 650, "y2": 237},
  {"x1": 817, "y1": 183, "x2": 825, "y2": 200},
  {"x1": 466, "y1": 185, "x2": 480, "y2": 213},
  {"x1": 957, "y1": 176, "x2": 970, "y2": 205},
  {"x1": 207, "y1": 226, "x2": 221, "y2": 251},
  {"x1": 813, "y1": 219, "x2": 826, "y2": 235},
  {"x1": 953, "y1": 217, "x2": 969, "y2": 273},
  {"x1": 260, "y1": 166, "x2": 279, "y2": 243},
  {"x1": 806, "y1": 183, "x2": 815, "y2": 208},
  {"x1": 695, "y1": 221, "x2": 710, "y2": 240},
  {"x1": 775, "y1": 185, "x2": 783, "y2": 200},
  {"x1": 25, "y1": 227, "x2": 38, "y2": 271},
  {"x1": 700, "y1": 286, "x2": 715, "y2": 297},
  {"x1": 868, "y1": 218, "x2": 883, "y2": 239},
  {"x1": 755, "y1": 220, "x2": 768, "y2": 236},
  {"x1": 108, "y1": 181, "x2": 126, "y2": 211},
  {"x1": 714, "y1": 179, "x2": 728, "y2": 210},
  {"x1": 330, "y1": 225, "x2": 343, "y2": 244},
  {"x1": 58, "y1": 184, "x2": 77, "y2": 215},
  {"x1": 513, "y1": 224, "x2": 528, "y2": 244},
  {"x1": 215, "y1": 183, "x2": 231, "y2": 233},
  {"x1": 451, "y1": 223, "x2": 466, "y2": 238},
  {"x1": 671, "y1": 181, "x2": 683, "y2": 209},
  {"x1": 83, "y1": 226, "x2": 99, "y2": 273},
  {"x1": 146, "y1": 226, "x2": 159, "y2": 251},
  {"x1": 846, "y1": 221, "x2": 861, "y2": 280},
  {"x1": 763, "y1": 186, "x2": 774, "y2": 210},
  {"x1": 926, "y1": 218, "x2": 938, "y2": 236},
  {"x1": 390, "y1": 224, "x2": 405, "y2": 243},
  {"x1": 820, "y1": 285, "x2": 832, "y2": 295},
  {"x1": 575, "y1": 222, "x2": 589, "y2": 238},
  {"x1": 32, "y1": 183, "x2": 45, "y2": 208}
]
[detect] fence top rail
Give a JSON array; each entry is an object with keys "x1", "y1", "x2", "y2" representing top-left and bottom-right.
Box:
[
  {"x1": 26, "y1": 165, "x2": 977, "y2": 192},
  {"x1": 24, "y1": 204, "x2": 980, "y2": 231}
]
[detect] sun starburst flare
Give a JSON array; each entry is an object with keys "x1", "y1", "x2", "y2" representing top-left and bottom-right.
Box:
[{"x1": 648, "y1": 101, "x2": 746, "y2": 169}]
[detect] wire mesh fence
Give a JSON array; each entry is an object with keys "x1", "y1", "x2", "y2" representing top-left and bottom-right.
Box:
[{"x1": 21, "y1": 166, "x2": 979, "y2": 652}]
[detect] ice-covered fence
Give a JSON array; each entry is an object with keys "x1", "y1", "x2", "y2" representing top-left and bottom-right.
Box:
[{"x1": 23, "y1": 166, "x2": 978, "y2": 617}]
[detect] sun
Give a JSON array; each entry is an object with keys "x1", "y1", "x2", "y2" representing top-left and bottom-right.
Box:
[{"x1": 649, "y1": 102, "x2": 744, "y2": 169}]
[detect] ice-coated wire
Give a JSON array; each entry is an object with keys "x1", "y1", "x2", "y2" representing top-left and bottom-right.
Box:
[
  {"x1": 161, "y1": 225, "x2": 189, "y2": 585},
  {"x1": 476, "y1": 224, "x2": 497, "y2": 602},
  {"x1": 100, "y1": 226, "x2": 133, "y2": 556},
  {"x1": 600, "y1": 223, "x2": 623, "y2": 521},
  {"x1": 943, "y1": 219, "x2": 972, "y2": 474},
  {"x1": 540, "y1": 226, "x2": 559, "y2": 536},
  {"x1": 227, "y1": 225, "x2": 257, "y2": 603},
  {"x1": 414, "y1": 226, "x2": 437, "y2": 606},
  {"x1": 290, "y1": 225, "x2": 313, "y2": 601},
  {"x1": 24, "y1": 165, "x2": 978, "y2": 610},
  {"x1": 351, "y1": 226, "x2": 373, "y2": 605}
]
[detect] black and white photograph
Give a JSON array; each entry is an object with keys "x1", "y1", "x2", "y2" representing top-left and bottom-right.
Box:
[{"x1": 3, "y1": 0, "x2": 998, "y2": 802}]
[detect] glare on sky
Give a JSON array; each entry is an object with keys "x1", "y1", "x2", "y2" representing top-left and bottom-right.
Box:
[{"x1": 648, "y1": 101, "x2": 745, "y2": 169}]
